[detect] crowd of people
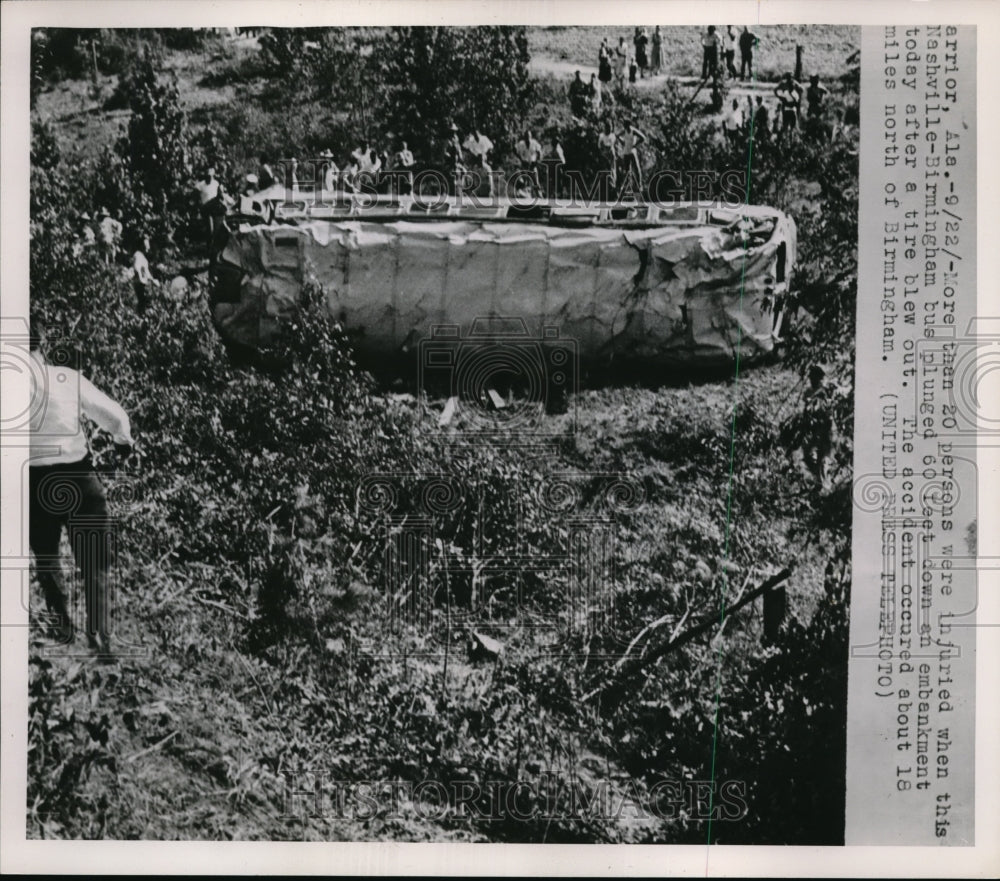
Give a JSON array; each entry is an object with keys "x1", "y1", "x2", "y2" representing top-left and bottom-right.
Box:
[
  {"x1": 69, "y1": 34, "x2": 840, "y2": 290},
  {"x1": 717, "y1": 72, "x2": 833, "y2": 145},
  {"x1": 231, "y1": 112, "x2": 664, "y2": 207},
  {"x1": 242, "y1": 125, "x2": 570, "y2": 203},
  {"x1": 71, "y1": 207, "x2": 123, "y2": 265},
  {"x1": 226, "y1": 66, "x2": 838, "y2": 214},
  {"x1": 594, "y1": 29, "x2": 662, "y2": 88},
  {"x1": 581, "y1": 26, "x2": 762, "y2": 91},
  {"x1": 71, "y1": 205, "x2": 173, "y2": 312},
  {"x1": 71, "y1": 201, "x2": 196, "y2": 312},
  {"x1": 253, "y1": 137, "x2": 417, "y2": 198},
  {"x1": 74, "y1": 28, "x2": 842, "y2": 271},
  {"x1": 700, "y1": 25, "x2": 760, "y2": 81},
  {"x1": 71, "y1": 205, "x2": 171, "y2": 312},
  {"x1": 182, "y1": 24, "x2": 847, "y2": 214}
]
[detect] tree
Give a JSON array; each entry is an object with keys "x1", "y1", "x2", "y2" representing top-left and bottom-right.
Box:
[
  {"x1": 378, "y1": 27, "x2": 534, "y2": 164},
  {"x1": 258, "y1": 28, "x2": 313, "y2": 79},
  {"x1": 95, "y1": 52, "x2": 193, "y2": 247},
  {"x1": 30, "y1": 120, "x2": 78, "y2": 291}
]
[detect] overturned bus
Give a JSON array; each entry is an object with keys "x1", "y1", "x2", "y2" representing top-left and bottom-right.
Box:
[{"x1": 209, "y1": 192, "x2": 796, "y2": 369}]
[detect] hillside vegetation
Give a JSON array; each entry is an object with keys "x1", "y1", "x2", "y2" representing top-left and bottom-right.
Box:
[{"x1": 28, "y1": 26, "x2": 857, "y2": 843}]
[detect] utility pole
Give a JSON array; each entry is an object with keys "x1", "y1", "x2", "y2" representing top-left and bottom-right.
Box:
[{"x1": 90, "y1": 37, "x2": 100, "y2": 100}]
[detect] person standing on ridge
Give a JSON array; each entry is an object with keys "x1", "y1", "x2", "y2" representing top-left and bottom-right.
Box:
[
  {"x1": 462, "y1": 127, "x2": 495, "y2": 196},
  {"x1": 722, "y1": 98, "x2": 744, "y2": 146},
  {"x1": 394, "y1": 138, "x2": 415, "y2": 194},
  {"x1": 634, "y1": 27, "x2": 649, "y2": 79},
  {"x1": 752, "y1": 95, "x2": 771, "y2": 142},
  {"x1": 650, "y1": 26, "x2": 663, "y2": 75},
  {"x1": 739, "y1": 26, "x2": 758, "y2": 80},
  {"x1": 542, "y1": 133, "x2": 566, "y2": 200},
  {"x1": 800, "y1": 364, "x2": 837, "y2": 487},
  {"x1": 701, "y1": 26, "x2": 721, "y2": 80},
  {"x1": 725, "y1": 25, "x2": 739, "y2": 78},
  {"x1": 614, "y1": 36, "x2": 628, "y2": 87},
  {"x1": 194, "y1": 168, "x2": 227, "y2": 258},
  {"x1": 598, "y1": 38, "x2": 613, "y2": 85}
]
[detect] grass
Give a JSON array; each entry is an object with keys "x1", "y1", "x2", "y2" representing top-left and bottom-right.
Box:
[
  {"x1": 528, "y1": 25, "x2": 859, "y2": 81},
  {"x1": 26, "y1": 357, "x2": 830, "y2": 841},
  {"x1": 25, "y1": 273, "x2": 841, "y2": 840}
]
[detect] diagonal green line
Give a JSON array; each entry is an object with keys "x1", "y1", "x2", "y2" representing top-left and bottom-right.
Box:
[{"x1": 705, "y1": 53, "x2": 762, "y2": 852}]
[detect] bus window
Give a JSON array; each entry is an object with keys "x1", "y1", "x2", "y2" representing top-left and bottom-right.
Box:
[
  {"x1": 506, "y1": 205, "x2": 551, "y2": 221},
  {"x1": 610, "y1": 206, "x2": 640, "y2": 221},
  {"x1": 409, "y1": 201, "x2": 451, "y2": 215},
  {"x1": 658, "y1": 205, "x2": 701, "y2": 222}
]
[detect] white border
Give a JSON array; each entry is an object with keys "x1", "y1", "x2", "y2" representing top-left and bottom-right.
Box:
[{"x1": 2, "y1": 1, "x2": 998, "y2": 876}]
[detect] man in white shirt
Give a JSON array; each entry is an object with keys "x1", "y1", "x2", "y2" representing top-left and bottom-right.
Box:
[
  {"x1": 194, "y1": 168, "x2": 221, "y2": 207},
  {"x1": 722, "y1": 98, "x2": 744, "y2": 145},
  {"x1": 395, "y1": 140, "x2": 415, "y2": 170},
  {"x1": 349, "y1": 144, "x2": 370, "y2": 185},
  {"x1": 28, "y1": 323, "x2": 134, "y2": 655},
  {"x1": 320, "y1": 148, "x2": 340, "y2": 192},
  {"x1": 396, "y1": 140, "x2": 415, "y2": 193},
  {"x1": 724, "y1": 26, "x2": 739, "y2": 78},
  {"x1": 349, "y1": 145, "x2": 368, "y2": 174},
  {"x1": 617, "y1": 119, "x2": 647, "y2": 192},
  {"x1": 515, "y1": 130, "x2": 543, "y2": 193},
  {"x1": 597, "y1": 119, "x2": 619, "y2": 194},
  {"x1": 463, "y1": 128, "x2": 493, "y2": 167},
  {"x1": 131, "y1": 237, "x2": 155, "y2": 312},
  {"x1": 463, "y1": 128, "x2": 495, "y2": 195},
  {"x1": 96, "y1": 208, "x2": 123, "y2": 266},
  {"x1": 614, "y1": 37, "x2": 628, "y2": 86}
]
